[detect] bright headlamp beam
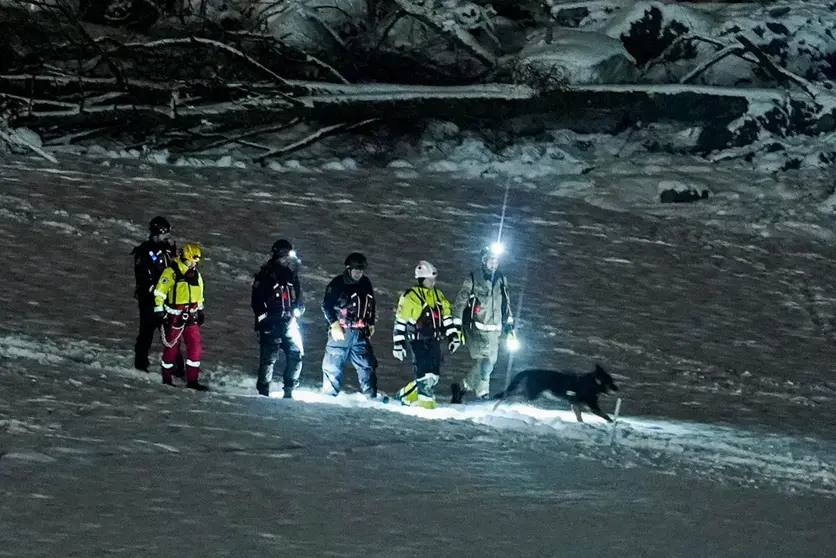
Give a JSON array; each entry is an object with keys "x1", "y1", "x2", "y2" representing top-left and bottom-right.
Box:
[
  {"x1": 507, "y1": 337, "x2": 520, "y2": 352},
  {"x1": 490, "y1": 242, "x2": 504, "y2": 256}
]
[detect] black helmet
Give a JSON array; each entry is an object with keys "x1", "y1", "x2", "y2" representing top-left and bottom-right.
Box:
[
  {"x1": 149, "y1": 216, "x2": 171, "y2": 236},
  {"x1": 271, "y1": 239, "x2": 294, "y2": 258},
  {"x1": 344, "y1": 252, "x2": 367, "y2": 270}
]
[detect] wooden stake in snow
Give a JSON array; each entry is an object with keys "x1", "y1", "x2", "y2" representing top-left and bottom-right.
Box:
[{"x1": 608, "y1": 397, "x2": 622, "y2": 447}]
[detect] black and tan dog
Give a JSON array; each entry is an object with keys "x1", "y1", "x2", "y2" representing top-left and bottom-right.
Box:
[{"x1": 493, "y1": 363, "x2": 619, "y2": 422}]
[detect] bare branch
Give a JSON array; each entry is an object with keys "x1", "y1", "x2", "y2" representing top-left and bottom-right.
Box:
[
  {"x1": 253, "y1": 119, "x2": 378, "y2": 162},
  {"x1": 225, "y1": 31, "x2": 352, "y2": 84},
  {"x1": 391, "y1": 0, "x2": 496, "y2": 68},
  {"x1": 96, "y1": 36, "x2": 308, "y2": 106},
  {"x1": 0, "y1": 92, "x2": 79, "y2": 109},
  {"x1": 680, "y1": 44, "x2": 746, "y2": 84},
  {"x1": 196, "y1": 118, "x2": 302, "y2": 152},
  {"x1": 0, "y1": 127, "x2": 59, "y2": 163},
  {"x1": 43, "y1": 126, "x2": 113, "y2": 146},
  {"x1": 304, "y1": 11, "x2": 350, "y2": 52},
  {"x1": 736, "y1": 34, "x2": 818, "y2": 100}
]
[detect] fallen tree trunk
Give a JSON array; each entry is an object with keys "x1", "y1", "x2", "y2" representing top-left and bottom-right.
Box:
[
  {"x1": 7, "y1": 80, "x2": 765, "y2": 131},
  {"x1": 8, "y1": 79, "x2": 800, "y2": 152}
]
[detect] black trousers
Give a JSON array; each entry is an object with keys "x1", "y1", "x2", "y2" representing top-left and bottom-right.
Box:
[
  {"x1": 135, "y1": 296, "x2": 182, "y2": 375},
  {"x1": 134, "y1": 297, "x2": 158, "y2": 370},
  {"x1": 410, "y1": 338, "x2": 442, "y2": 381}
]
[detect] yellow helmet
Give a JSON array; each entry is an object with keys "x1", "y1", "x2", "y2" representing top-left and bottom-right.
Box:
[{"x1": 180, "y1": 242, "x2": 202, "y2": 264}]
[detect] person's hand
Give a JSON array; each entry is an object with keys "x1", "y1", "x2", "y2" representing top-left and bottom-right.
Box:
[{"x1": 330, "y1": 321, "x2": 345, "y2": 341}]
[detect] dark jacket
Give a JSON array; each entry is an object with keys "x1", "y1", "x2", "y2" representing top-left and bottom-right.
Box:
[
  {"x1": 132, "y1": 238, "x2": 176, "y2": 299},
  {"x1": 251, "y1": 258, "x2": 304, "y2": 326},
  {"x1": 321, "y1": 272, "x2": 376, "y2": 328}
]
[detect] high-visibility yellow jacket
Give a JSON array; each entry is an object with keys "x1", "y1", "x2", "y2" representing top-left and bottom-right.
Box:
[
  {"x1": 393, "y1": 286, "x2": 457, "y2": 344},
  {"x1": 153, "y1": 258, "x2": 205, "y2": 315}
]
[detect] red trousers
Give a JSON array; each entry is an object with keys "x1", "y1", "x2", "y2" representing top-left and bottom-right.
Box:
[{"x1": 161, "y1": 323, "x2": 202, "y2": 383}]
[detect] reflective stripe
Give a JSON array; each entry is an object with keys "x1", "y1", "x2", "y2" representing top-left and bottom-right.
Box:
[
  {"x1": 153, "y1": 289, "x2": 167, "y2": 299},
  {"x1": 445, "y1": 327, "x2": 458, "y2": 337},
  {"x1": 394, "y1": 322, "x2": 407, "y2": 331},
  {"x1": 442, "y1": 317, "x2": 453, "y2": 326},
  {"x1": 153, "y1": 306, "x2": 164, "y2": 312},
  {"x1": 165, "y1": 307, "x2": 183, "y2": 315},
  {"x1": 393, "y1": 334, "x2": 406, "y2": 343},
  {"x1": 452, "y1": 318, "x2": 462, "y2": 326},
  {"x1": 474, "y1": 322, "x2": 502, "y2": 331},
  {"x1": 161, "y1": 361, "x2": 175, "y2": 369},
  {"x1": 197, "y1": 303, "x2": 204, "y2": 310},
  {"x1": 186, "y1": 359, "x2": 200, "y2": 367},
  {"x1": 257, "y1": 313, "x2": 267, "y2": 322}
]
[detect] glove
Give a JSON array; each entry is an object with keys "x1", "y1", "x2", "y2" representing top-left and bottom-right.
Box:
[
  {"x1": 330, "y1": 321, "x2": 345, "y2": 341},
  {"x1": 293, "y1": 302, "x2": 305, "y2": 318},
  {"x1": 155, "y1": 311, "x2": 166, "y2": 327},
  {"x1": 393, "y1": 344, "x2": 406, "y2": 361},
  {"x1": 197, "y1": 310, "x2": 205, "y2": 326},
  {"x1": 368, "y1": 325, "x2": 376, "y2": 338},
  {"x1": 448, "y1": 337, "x2": 461, "y2": 354}
]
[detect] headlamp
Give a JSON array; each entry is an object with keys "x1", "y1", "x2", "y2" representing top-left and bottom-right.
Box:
[
  {"x1": 288, "y1": 250, "x2": 298, "y2": 259},
  {"x1": 490, "y1": 242, "x2": 504, "y2": 257}
]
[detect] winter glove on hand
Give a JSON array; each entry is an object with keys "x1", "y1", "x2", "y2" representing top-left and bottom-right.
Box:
[
  {"x1": 393, "y1": 344, "x2": 406, "y2": 361},
  {"x1": 448, "y1": 337, "x2": 461, "y2": 354},
  {"x1": 330, "y1": 321, "x2": 345, "y2": 341},
  {"x1": 197, "y1": 310, "x2": 205, "y2": 326}
]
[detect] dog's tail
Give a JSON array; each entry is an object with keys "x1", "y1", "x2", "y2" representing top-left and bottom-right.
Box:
[{"x1": 493, "y1": 371, "x2": 525, "y2": 400}]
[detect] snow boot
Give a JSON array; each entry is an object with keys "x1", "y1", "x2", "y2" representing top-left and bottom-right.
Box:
[
  {"x1": 186, "y1": 381, "x2": 209, "y2": 392},
  {"x1": 450, "y1": 382, "x2": 464, "y2": 404},
  {"x1": 134, "y1": 356, "x2": 149, "y2": 372},
  {"x1": 256, "y1": 383, "x2": 270, "y2": 397}
]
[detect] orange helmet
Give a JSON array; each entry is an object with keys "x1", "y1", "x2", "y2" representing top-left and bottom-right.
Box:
[{"x1": 180, "y1": 243, "x2": 202, "y2": 264}]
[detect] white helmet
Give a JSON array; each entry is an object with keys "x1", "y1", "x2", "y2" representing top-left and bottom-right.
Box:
[{"x1": 414, "y1": 260, "x2": 437, "y2": 279}]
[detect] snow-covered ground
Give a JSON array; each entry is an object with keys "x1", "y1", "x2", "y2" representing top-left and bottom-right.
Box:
[{"x1": 2, "y1": 155, "x2": 836, "y2": 554}]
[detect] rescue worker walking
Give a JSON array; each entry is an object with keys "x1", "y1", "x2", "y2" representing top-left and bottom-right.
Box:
[
  {"x1": 153, "y1": 242, "x2": 208, "y2": 390},
  {"x1": 321, "y1": 252, "x2": 378, "y2": 398},
  {"x1": 132, "y1": 216, "x2": 177, "y2": 372},
  {"x1": 450, "y1": 244, "x2": 515, "y2": 403},
  {"x1": 252, "y1": 239, "x2": 305, "y2": 398},
  {"x1": 392, "y1": 261, "x2": 460, "y2": 409}
]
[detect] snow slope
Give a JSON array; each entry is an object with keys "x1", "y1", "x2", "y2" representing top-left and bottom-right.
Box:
[
  {"x1": 2, "y1": 349, "x2": 836, "y2": 556},
  {"x1": 1, "y1": 155, "x2": 836, "y2": 554}
]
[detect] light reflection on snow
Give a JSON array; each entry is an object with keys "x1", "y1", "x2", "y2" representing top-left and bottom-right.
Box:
[{"x1": 285, "y1": 387, "x2": 610, "y2": 425}]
